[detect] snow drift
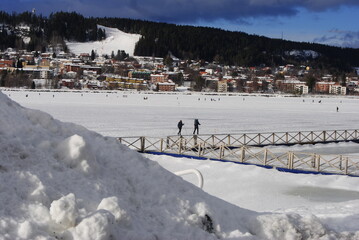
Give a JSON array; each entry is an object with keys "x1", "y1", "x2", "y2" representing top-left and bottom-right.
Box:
[{"x1": 0, "y1": 91, "x2": 357, "y2": 239}]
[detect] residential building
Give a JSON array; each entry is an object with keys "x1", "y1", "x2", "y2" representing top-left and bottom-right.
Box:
[
  {"x1": 151, "y1": 74, "x2": 167, "y2": 83},
  {"x1": 315, "y1": 82, "x2": 336, "y2": 93},
  {"x1": 129, "y1": 70, "x2": 151, "y2": 80},
  {"x1": 157, "y1": 81, "x2": 175, "y2": 91},
  {"x1": 217, "y1": 80, "x2": 228, "y2": 92},
  {"x1": 329, "y1": 84, "x2": 346, "y2": 95},
  {"x1": 0, "y1": 59, "x2": 14, "y2": 68},
  {"x1": 295, "y1": 84, "x2": 309, "y2": 94}
]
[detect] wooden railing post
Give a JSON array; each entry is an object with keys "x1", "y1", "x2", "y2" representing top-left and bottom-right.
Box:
[
  {"x1": 258, "y1": 133, "x2": 261, "y2": 145},
  {"x1": 166, "y1": 136, "x2": 170, "y2": 149},
  {"x1": 272, "y1": 133, "x2": 275, "y2": 145},
  {"x1": 264, "y1": 149, "x2": 268, "y2": 165},
  {"x1": 240, "y1": 146, "x2": 245, "y2": 163},
  {"x1": 345, "y1": 157, "x2": 349, "y2": 175},
  {"x1": 286, "y1": 132, "x2": 289, "y2": 144},
  {"x1": 312, "y1": 154, "x2": 316, "y2": 168},
  {"x1": 219, "y1": 146, "x2": 224, "y2": 159},
  {"x1": 179, "y1": 136, "x2": 183, "y2": 154},
  {"x1": 316, "y1": 155, "x2": 320, "y2": 172},
  {"x1": 194, "y1": 135, "x2": 198, "y2": 146},
  {"x1": 288, "y1": 152, "x2": 293, "y2": 169},
  {"x1": 334, "y1": 130, "x2": 337, "y2": 141},
  {"x1": 311, "y1": 131, "x2": 314, "y2": 143},
  {"x1": 140, "y1": 136, "x2": 145, "y2": 152},
  {"x1": 339, "y1": 155, "x2": 343, "y2": 170}
]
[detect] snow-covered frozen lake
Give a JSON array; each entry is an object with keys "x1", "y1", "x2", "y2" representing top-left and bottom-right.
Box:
[
  {"x1": 4, "y1": 89, "x2": 359, "y2": 236},
  {"x1": 5, "y1": 90, "x2": 359, "y2": 137}
]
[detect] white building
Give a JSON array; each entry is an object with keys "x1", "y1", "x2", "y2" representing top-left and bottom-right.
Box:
[
  {"x1": 217, "y1": 80, "x2": 228, "y2": 92},
  {"x1": 329, "y1": 85, "x2": 346, "y2": 95},
  {"x1": 32, "y1": 79, "x2": 53, "y2": 89},
  {"x1": 295, "y1": 84, "x2": 309, "y2": 94}
]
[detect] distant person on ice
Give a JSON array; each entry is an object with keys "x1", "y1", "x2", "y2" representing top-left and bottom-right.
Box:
[
  {"x1": 177, "y1": 120, "x2": 184, "y2": 135},
  {"x1": 193, "y1": 119, "x2": 200, "y2": 135}
]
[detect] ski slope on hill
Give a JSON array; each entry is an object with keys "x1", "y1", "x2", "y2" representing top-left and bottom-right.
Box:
[{"x1": 66, "y1": 25, "x2": 141, "y2": 56}]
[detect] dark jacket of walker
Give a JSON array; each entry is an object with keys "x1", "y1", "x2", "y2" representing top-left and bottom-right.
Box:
[{"x1": 194, "y1": 119, "x2": 200, "y2": 127}]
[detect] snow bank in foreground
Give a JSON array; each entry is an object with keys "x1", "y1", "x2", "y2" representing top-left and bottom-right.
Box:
[
  {"x1": 0, "y1": 91, "x2": 357, "y2": 239},
  {"x1": 66, "y1": 25, "x2": 141, "y2": 56}
]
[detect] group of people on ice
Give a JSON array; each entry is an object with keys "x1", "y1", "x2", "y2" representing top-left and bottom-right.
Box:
[{"x1": 177, "y1": 119, "x2": 200, "y2": 135}]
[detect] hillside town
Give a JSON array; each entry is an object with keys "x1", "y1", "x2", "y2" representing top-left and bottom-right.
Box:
[{"x1": 1, "y1": 47, "x2": 358, "y2": 95}]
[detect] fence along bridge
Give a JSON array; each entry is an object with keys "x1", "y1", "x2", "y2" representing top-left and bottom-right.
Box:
[{"x1": 118, "y1": 129, "x2": 359, "y2": 177}]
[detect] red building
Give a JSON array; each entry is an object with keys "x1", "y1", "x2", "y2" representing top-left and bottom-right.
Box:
[
  {"x1": 157, "y1": 82, "x2": 175, "y2": 91},
  {"x1": 151, "y1": 74, "x2": 167, "y2": 83},
  {"x1": 0, "y1": 60, "x2": 14, "y2": 68},
  {"x1": 315, "y1": 82, "x2": 336, "y2": 93}
]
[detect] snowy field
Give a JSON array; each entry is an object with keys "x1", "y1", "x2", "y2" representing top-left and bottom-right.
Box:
[
  {"x1": 4, "y1": 89, "x2": 359, "y2": 137},
  {"x1": 2, "y1": 89, "x2": 359, "y2": 239}
]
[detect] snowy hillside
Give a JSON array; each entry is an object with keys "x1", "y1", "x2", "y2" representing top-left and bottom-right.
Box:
[
  {"x1": 1, "y1": 91, "x2": 358, "y2": 239},
  {"x1": 66, "y1": 25, "x2": 141, "y2": 56},
  {"x1": 285, "y1": 50, "x2": 320, "y2": 59}
]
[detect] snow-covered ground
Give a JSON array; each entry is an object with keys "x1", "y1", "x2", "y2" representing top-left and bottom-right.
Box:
[
  {"x1": 4, "y1": 90, "x2": 359, "y2": 137},
  {"x1": 2, "y1": 89, "x2": 359, "y2": 239},
  {"x1": 66, "y1": 25, "x2": 141, "y2": 56}
]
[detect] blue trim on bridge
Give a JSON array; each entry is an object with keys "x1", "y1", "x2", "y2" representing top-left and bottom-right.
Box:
[{"x1": 145, "y1": 151, "x2": 359, "y2": 178}]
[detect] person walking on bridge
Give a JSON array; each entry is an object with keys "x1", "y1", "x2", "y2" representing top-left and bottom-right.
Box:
[
  {"x1": 193, "y1": 119, "x2": 200, "y2": 135},
  {"x1": 177, "y1": 120, "x2": 184, "y2": 135}
]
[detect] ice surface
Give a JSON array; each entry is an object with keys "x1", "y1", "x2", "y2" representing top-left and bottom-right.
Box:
[{"x1": 6, "y1": 90, "x2": 359, "y2": 138}]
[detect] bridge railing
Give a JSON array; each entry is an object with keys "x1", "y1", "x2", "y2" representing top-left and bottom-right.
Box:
[
  {"x1": 118, "y1": 129, "x2": 359, "y2": 152},
  {"x1": 175, "y1": 143, "x2": 359, "y2": 176},
  {"x1": 165, "y1": 129, "x2": 359, "y2": 147},
  {"x1": 118, "y1": 129, "x2": 359, "y2": 176}
]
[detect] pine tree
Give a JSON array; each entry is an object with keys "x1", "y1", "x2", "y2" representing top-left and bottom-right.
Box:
[
  {"x1": 305, "y1": 75, "x2": 317, "y2": 93},
  {"x1": 164, "y1": 55, "x2": 173, "y2": 67}
]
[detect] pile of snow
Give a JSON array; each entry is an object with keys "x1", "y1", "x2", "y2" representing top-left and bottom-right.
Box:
[
  {"x1": 66, "y1": 25, "x2": 141, "y2": 56},
  {"x1": 0, "y1": 91, "x2": 358, "y2": 239},
  {"x1": 285, "y1": 50, "x2": 320, "y2": 59}
]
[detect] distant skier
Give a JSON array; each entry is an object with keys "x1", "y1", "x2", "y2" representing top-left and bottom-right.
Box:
[
  {"x1": 177, "y1": 120, "x2": 184, "y2": 135},
  {"x1": 193, "y1": 119, "x2": 200, "y2": 135},
  {"x1": 337, "y1": 106, "x2": 339, "y2": 112}
]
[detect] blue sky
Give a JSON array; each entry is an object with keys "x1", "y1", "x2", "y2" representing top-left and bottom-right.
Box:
[{"x1": 1, "y1": 0, "x2": 358, "y2": 48}]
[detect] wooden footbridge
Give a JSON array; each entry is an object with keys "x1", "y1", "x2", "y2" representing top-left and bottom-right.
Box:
[{"x1": 118, "y1": 129, "x2": 359, "y2": 177}]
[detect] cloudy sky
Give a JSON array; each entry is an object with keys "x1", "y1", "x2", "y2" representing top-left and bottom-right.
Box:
[{"x1": 1, "y1": 0, "x2": 359, "y2": 48}]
